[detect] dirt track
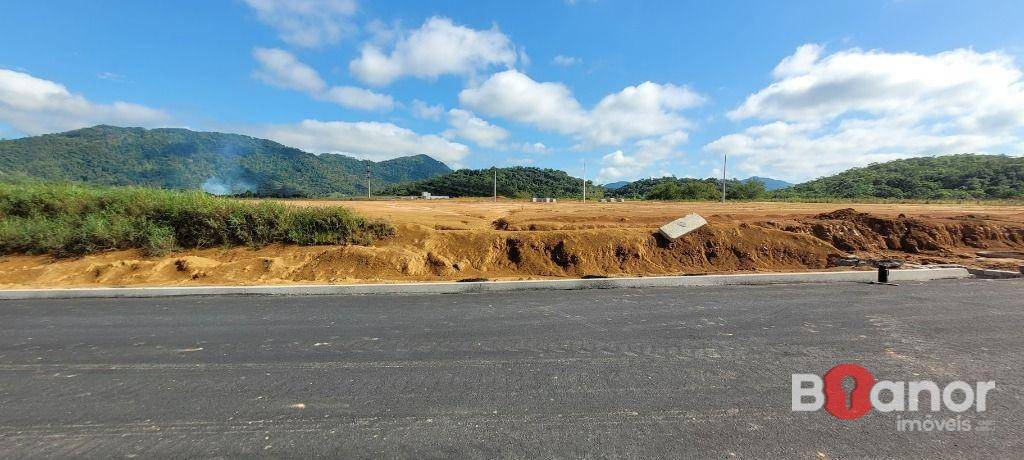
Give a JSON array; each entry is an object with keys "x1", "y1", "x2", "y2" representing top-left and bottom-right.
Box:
[{"x1": 1, "y1": 200, "x2": 1022, "y2": 288}]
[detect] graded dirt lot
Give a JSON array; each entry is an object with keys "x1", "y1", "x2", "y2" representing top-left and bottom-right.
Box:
[{"x1": 1, "y1": 200, "x2": 1022, "y2": 288}]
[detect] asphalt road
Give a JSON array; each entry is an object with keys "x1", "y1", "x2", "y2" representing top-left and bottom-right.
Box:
[{"x1": 0, "y1": 279, "x2": 1021, "y2": 458}]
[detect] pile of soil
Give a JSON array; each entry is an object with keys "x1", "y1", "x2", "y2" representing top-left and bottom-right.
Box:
[
  {"x1": 1, "y1": 204, "x2": 1021, "y2": 288},
  {"x1": 761, "y1": 208, "x2": 1024, "y2": 268}
]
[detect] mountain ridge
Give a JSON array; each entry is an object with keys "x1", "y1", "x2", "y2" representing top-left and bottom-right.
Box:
[
  {"x1": 742, "y1": 176, "x2": 793, "y2": 191},
  {"x1": 0, "y1": 125, "x2": 452, "y2": 197},
  {"x1": 775, "y1": 154, "x2": 1024, "y2": 200},
  {"x1": 381, "y1": 167, "x2": 601, "y2": 198}
]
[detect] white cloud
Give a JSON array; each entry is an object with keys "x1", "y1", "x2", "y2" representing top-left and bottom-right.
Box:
[
  {"x1": 459, "y1": 70, "x2": 588, "y2": 134},
  {"x1": 460, "y1": 69, "x2": 704, "y2": 146},
  {"x1": 243, "y1": 0, "x2": 357, "y2": 47},
  {"x1": 257, "y1": 119, "x2": 469, "y2": 165},
  {"x1": 365, "y1": 19, "x2": 400, "y2": 45},
  {"x1": 588, "y1": 82, "x2": 704, "y2": 145},
  {"x1": 96, "y1": 72, "x2": 126, "y2": 82},
  {"x1": 504, "y1": 157, "x2": 535, "y2": 165},
  {"x1": 442, "y1": 108, "x2": 509, "y2": 148},
  {"x1": 596, "y1": 131, "x2": 688, "y2": 182},
  {"x1": 252, "y1": 47, "x2": 326, "y2": 92},
  {"x1": 252, "y1": 47, "x2": 392, "y2": 111},
  {"x1": 410, "y1": 99, "x2": 444, "y2": 120},
  {"x1": 319, "y1": 86, "x2": 393, "y2": 111},
  {"x1": 552, "y1": 54, "x2": 581, "y2": 67},
  {"x1": 0, "y1": 68, "x2": 170, "y2": 135},
  {"x1": 520, "y1": 142, "x2": 549, "y2": 154},
  {"x1": 770, "y1": 43, "x2": 823, "y2": 79},
  {"x1": 349, "y1": 16, "x2": 518, "y2": 86},
  {"x1": 708, "y1": 44, "x2": 1024, "y2": 180},
  {"x1": 597, "y1": 150, "x2": 642, "y2": 182}
]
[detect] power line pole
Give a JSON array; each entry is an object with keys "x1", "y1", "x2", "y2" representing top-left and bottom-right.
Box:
[
  {"x1": 721, "y1": 154, "x2": 727, "y2": 203},
  {"x1": 582, "y1": 158, "x2": 587, "y2": 203},
  {"x1": 493, "y1": 167, "x2": 497, "y2": 202},
  {"x1": 366, "y1": 165, "x2": 371, "y2": 200}
]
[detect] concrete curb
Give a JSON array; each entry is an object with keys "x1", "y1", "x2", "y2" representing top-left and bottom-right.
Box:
[
  {"x1": 0, "y1": 267, "x2": 971, "y2": 300},
  {"x1": 965, "y1": 267, "x2": 1023, "y2": 279}
]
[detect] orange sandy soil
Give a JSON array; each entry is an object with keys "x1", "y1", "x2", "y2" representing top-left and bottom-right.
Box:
[{"x1": 1, "y1": 200, "x2": 1022, "y2": 289}]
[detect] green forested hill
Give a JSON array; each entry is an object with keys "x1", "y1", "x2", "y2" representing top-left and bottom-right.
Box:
[
  {"x1": 606, "y1": 177, "x2": 766, "y2": 200},
  {"x1": 381, "y1": 167, "x2": 602, "y2": 198},
  {"x1": 775, "y1": 154, "x2": 1024, "y2": 200},
  {"x1": 0, "y1": 125, "x2": 451, "y2": 197}
]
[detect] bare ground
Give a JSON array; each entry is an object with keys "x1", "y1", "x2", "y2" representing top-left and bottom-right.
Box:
[{"x1": 1, "y1": 200, "x2": 1022, "y2": 288}]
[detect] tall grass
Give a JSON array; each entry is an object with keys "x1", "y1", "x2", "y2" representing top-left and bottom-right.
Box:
[{"x1": 0, "y1": 181, "x2": 394, "y2": 257}]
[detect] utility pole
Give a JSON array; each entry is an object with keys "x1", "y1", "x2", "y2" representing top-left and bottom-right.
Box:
[
  {"x1": 493, "y1": 167, "x2": 497, "y2": 202},
  {"x1": 721, "y1": 154, "x2": 727, "y2": 203},
  {"x1": 366, "y1": 165, "x2": 371, "y2": 200},
  {"x1": 582, "y1": 158, "x2": 587, "y2": 202}
]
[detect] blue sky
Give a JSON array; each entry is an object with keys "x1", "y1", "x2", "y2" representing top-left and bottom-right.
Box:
[{"x1": 2, "y1": 0, "x2": 1023, "y2": 183}]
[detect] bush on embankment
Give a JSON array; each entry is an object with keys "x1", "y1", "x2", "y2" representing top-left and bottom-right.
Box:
[{"x1": 0, "y1": 181, "x2": 394, "y2": 257}]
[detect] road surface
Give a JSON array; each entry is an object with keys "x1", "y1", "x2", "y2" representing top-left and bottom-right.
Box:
[{"x1": 0, "y1": 279, "x2": 1021, "y2": 458}]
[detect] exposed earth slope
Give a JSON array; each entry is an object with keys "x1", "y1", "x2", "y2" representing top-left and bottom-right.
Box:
[{"x1": 1, "y1": 201, "x2": 1021, "y2": 288}]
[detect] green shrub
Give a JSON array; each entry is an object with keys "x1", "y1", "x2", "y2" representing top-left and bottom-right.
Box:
[{"x1": 0, "y1": 181, "x2": 394, "y2": 257}]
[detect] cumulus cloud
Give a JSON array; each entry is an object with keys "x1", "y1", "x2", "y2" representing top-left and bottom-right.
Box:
[
  {"x1": 0, "y1": 68, "x2": 170, "y2": 135},
  {"x1": 597, "y1": 131, "x2": 688, "y2": 182},
  {"x1": 243, "y1": 0, "x2": 357, "y2": 47},
  {"x1": 458, "y1": 69, "x2": 589, "y2": 134},
  {"x1": 588, "y1": 81, "x2": 704, "y2": 145},
  {"x1": 552, "y1": 54, "x2": 581, "y2": 67},
  {"x1": 349, "y1": 16, "x2": 518, "y2": 86},
  {"x1": 257, "y1": 119, "x2": 469, "y2": 165},
  {"x1": 442, "y1": 108, "x2": 509, "y2": 148},
  {"x1": 410, "y1": 99, "x2": 444, "y2": 120},
  {"x1": 252, "y1": 47, "x2": 326, "y2": 92},
  {"x1": 460, "y1": 69, "x2": 704, "y2": 147},
  {"x1": 709, "y1": 44, "x2": 1024, "y2": 180},
  {"x1": 520, "y1": 142, "x2": 550, "y2": 154},
  {"x1": 319, "y1": 86, "x2": 394, "y2": 111},
  {"x1": 252, "y1": 47, "x2": 392, "y2": 111}
]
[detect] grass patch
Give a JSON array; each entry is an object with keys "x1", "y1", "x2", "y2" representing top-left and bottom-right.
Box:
[{"x1": 0, "y1": 181, "x2": 394, "y2": 257}]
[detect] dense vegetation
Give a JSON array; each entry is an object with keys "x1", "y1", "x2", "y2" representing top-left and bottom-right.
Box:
[
  {"x1": 776, "y1": 154, "x2": 1024, "y2": 200},
  {"x1": 3, "y1": 127, "x2": 1018, "y2": 202},
  {"x1": 381, "y1": 167, "x2": 604, "y2": 199},
  {"x1": 0, "y1": 181, "x2": 394, "y2": 257},
  {"x1": 607, "y1": 177, "x2": 767, "y2": 200},
  {"x1": 0, "y1": 125, "x2": 451, "y2": 197}
]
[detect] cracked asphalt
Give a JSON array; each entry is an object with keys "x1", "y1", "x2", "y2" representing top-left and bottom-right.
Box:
[{"x1": 0, "y1": 278, "x2": 1021, "y2": 458}]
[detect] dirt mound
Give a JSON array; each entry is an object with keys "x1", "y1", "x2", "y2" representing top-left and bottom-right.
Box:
[
  {"x1": 787, "y1": 208, "x2": 1024, "y2": 254},
  {"x1": 1, "y1": 203, "x2": 1022, "y2": 288}
]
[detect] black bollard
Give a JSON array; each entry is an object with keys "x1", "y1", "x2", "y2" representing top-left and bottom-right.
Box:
[{"x1": 877, "y1": 265, "x2": 889, "y2": 283}]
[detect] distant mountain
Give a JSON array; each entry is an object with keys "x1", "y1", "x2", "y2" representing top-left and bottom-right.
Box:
[
  {"x1": 0, "y1": 125, "x2": 451, "y2": 197},
  {"x1": 774, "y1": 154, "x2": 1024, "y2": 200},
  {"x1": 381, "y1": 167, "x2": 601, "y2": 198},
  {"x1": 602, "y1": 181, "x2": 630, "y2": 190},
  {"x1": 742, "y1": 176, "x2": 793, "y2": 191}
]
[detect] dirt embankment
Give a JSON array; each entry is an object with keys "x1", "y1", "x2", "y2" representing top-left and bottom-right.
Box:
[{"x1": 1, "y1": 202, "x2": 1022, "y2": 288}]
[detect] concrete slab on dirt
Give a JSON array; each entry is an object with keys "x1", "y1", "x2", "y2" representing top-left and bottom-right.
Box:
[
  {"x1": 659, "y1": 213, "x2": 707, "y2": 240},
  {"x1": 0, "y1": 267, "x2": 969, "y2": 300}
]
